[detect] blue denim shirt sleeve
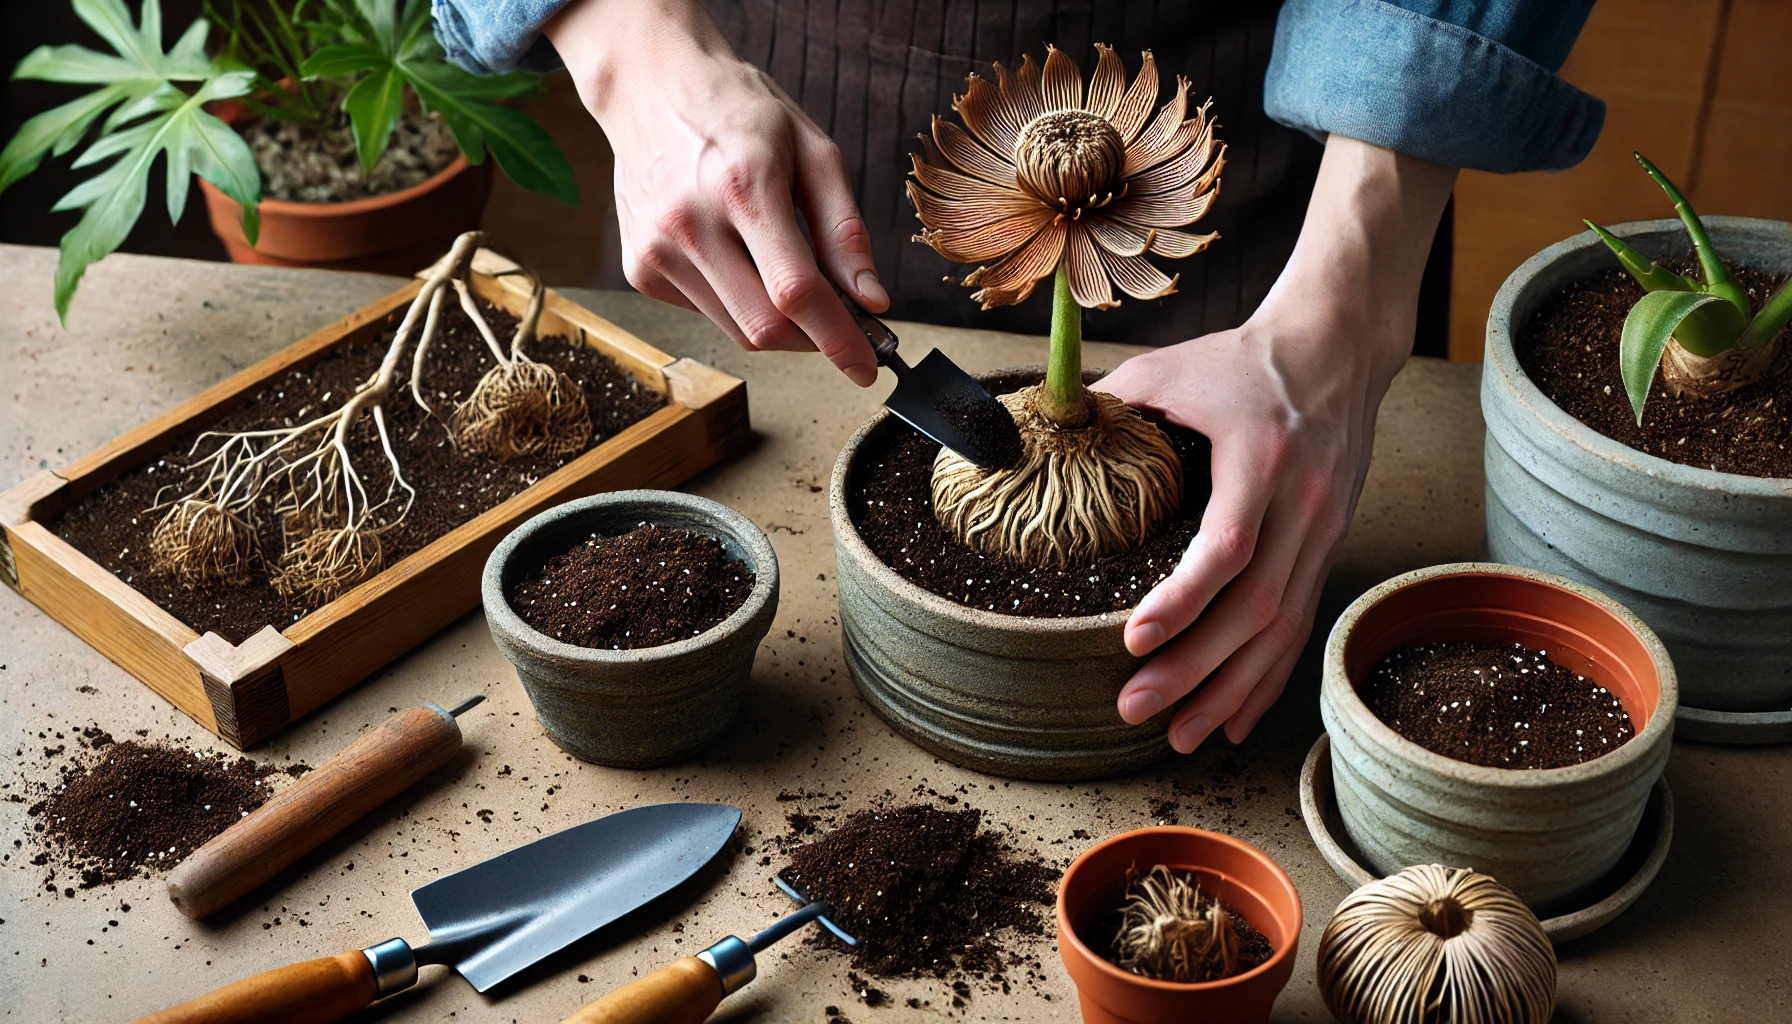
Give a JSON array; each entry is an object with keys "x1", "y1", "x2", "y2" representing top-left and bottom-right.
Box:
[
  {"x1": 431, "y1": 0, "x2": 570, "y2": 76},
  {"x1": 1264, "y1": 0, "x2": 1604, "y2": 172}
]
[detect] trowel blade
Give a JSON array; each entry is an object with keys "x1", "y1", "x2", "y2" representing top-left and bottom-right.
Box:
[
  {"x1": 885, "y1": 349, "x2": 1022, "y2": 469},
  {"x1": 411, "y1": 802, "x2": 740, "y2": 992}
]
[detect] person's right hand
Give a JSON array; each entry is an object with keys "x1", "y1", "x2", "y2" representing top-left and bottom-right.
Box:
[{"x1": 545, "y1": 0, "x2": 887, "y2": 385}]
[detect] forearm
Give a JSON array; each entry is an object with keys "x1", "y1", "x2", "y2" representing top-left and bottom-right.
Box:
[{"x1": 544, "y1": 0, "x2": 738, "y2": 122}]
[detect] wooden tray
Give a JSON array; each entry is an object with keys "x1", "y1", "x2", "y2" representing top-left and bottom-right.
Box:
[{"x1": 0, "y1": 249, "x2": 749, "y2": 748}]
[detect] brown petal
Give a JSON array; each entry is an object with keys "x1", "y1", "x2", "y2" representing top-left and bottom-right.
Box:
[
  {"x1": 953, "y1": 71, "x2": 1024, "y2": 157},
  {"x1": 912, "y1": 189, "x2": 1058, "y2": 263},
  {"x1": 1122, "y1": 77, "x2": 1190, "y2": 175},
  {"x1": 1145, "y1": 226, "x2": 1219, "y2": 258},
  {"x1": 1065, "y1": 225, "x2": 1118, "y2": 309},
  {"x1": 1086, "y1": 215, "x2": 1157, "y2": 258},
  {"x1": 1107, "y1": 180, "x2": 1220, "y2": 228},
  {"x1": 908, "y1": 178, "x2": 1046, "y2": 231},
  {"x1": 1129, "y1": 118, "x2": 1218, "y2": 192},
  {"x1": 910, "y1": 153, "x2": 1032, "y2": 204},
  {"x1": 1085, "y1": 44, "x2": 1126, "y2": 120},
  {"x1": 1109, "y1": 50, "x2": 1159, "y2": 142},
  {"x1": 1041, "y1": 44, "x2": 1083, "y2": 113},
  {"x1": 1095, "y1": 247, "x2": 1180, "y2": 301},
  {"x1": 933, "y1": 117, "x2": 1019, "y2": 188},
  {"x1": 968, "y1": 219, "x2": 1067, "y2": 308},
  {"x1": 998, "y1": 55, "x2": 1045, "y2": 129}
]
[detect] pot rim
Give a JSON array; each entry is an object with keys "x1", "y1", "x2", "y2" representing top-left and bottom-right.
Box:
[
  {"x1": 1055, "y1": 825, "x2": 1302, "y2": 992},
  {"x1": 1485, "y1": 214, "x2": 1792, "y2": 494},
  {"x1": 197, "y1": 152, "x2": 476, "y2": 218},
  {"x1": 1322, "y1": 561, "x2": 1678, "y2": 786},
  {"x1": 481, "y1": 489, "x2": 778, "y2": 664}
]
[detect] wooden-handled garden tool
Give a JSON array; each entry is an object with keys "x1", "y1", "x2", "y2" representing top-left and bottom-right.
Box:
[
  {"x1": 558, "y1": 876, "x2": 857, "y2": 1024},
  {"x1": 167, "y1": 695, "x2": 486, "y2": 920},
  {"x1": 133, "y1": 802, "x2": 742, "y2": 1024}
]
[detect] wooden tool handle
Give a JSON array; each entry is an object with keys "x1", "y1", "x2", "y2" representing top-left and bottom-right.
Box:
[
  {"x1": 168, "y1": 705, "x2": 463, "y2": 919},
  {"x1": 131, "y1": 950, "x2": 377, "y2": 1024},
  {"x1": 559, "y1": 957, "x2": 723, "y2": 1024}
]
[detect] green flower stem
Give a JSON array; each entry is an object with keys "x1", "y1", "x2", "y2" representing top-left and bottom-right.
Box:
[{"x1": 1040, "y1": 262, "x2": 1091, "y2": 427}]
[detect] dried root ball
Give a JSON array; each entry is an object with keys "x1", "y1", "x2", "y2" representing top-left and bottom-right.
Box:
[
  {"x1": 270, "y1": 521, "x2": 384, "y2": 604},
  {"x1": 1319, "y1": 865, "x2": 1556, "y2": 1024},
  {"x1": 148, "y1": 500, "x2": 260, "y2": 586},
  {"x1": 931, "y1": 386, "x2": 1181, "y2": 569},
  {"x1": 451, "y1": 360, "x2": 592, "y2": 460},
  {"x1": 1113, "y1": 865, "x2": 1242, "y2": 983}
]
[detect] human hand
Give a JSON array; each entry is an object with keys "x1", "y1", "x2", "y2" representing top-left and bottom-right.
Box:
[
  {"x1": 1101, "y1": 136, "x2": 1458, "y2": 753},
  {"x1": 545, "y1": 0, "x2": 887, "y2": 385}
]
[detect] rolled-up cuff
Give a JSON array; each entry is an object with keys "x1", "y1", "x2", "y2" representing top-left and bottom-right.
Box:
[
  {"x1": 432, "y1": 0, "x2": 569, "y2": 76},
  {"x1": 1264, "y1": 0, "x2": 1604, "y2": 173}
]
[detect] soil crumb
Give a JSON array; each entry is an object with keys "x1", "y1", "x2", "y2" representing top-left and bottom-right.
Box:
[
  {"x1": 1520, "y1": 257, "x2": 1792, "y2": 478},
  {"x1": 509, "y1": 525, "x2": 754, "y2": 650},
  {"x1": 937, "y1": 389, "x2": 1024, "y2": 469},
  {"x1": 1360, "y1": 640, "x2": 1635, "y2": 769},
  {"x1": 27, "y1": 740, "x2": 307, "y2": 889},
  {"x1": 850, "y1": 370, "x2": 1211, "y2": 617},
  {"x1": 780, "y1": 805, "x2": 1056, "y2": 979}
]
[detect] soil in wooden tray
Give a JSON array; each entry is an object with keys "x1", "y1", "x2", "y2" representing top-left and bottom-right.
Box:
[
  {"x1": 509, "y1": 525, "x2": 753, "y2": 650},
  {"x1": 1360, "y1": 640, "x2": 1635, "y2": 769},
  {"x1": 779, "y1": 804, "x2": 1057, "y2": 979},
  {"x1": 54, "y1": 296, "x2": 667, "y2": 644},
  {"x1": 849, "y1": 371, "x2": 1212, "y2": 617},
  {"x1": 1520, "y1": 258, "x2": 1792, "y2": 478},
  {"x1": 1087, "y1": 866, "x2": 1274, "y2": 983}
]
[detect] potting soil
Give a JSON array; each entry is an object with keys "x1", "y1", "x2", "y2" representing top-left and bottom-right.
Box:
[
  {"x1": 55, "y1": 296, "x2": 666, "y2": 643},
  {"x1": 1361, "y1": 640, "x2": 1635, "y2": 769},
  {"x1": 936, "y1": 389, "x2": 1025, "y2": 469},
  {"x1": 1520, "y1": 259, "x2": 1792, "y2": 478},
  {"x1": 509, "y1": 525, "x2": 754, "y2": 649},
  {"x1": 244, "y1": 111, "x2": 461, "y2": 203}
]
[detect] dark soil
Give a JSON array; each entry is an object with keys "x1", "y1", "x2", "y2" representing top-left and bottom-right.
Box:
[
  {"x1": 54, "y1": 295, "x2": 666, "y2": 643},
  {"x1": 1360, "y1": 640, "x2": 1635, "y2": 769},
  {"x1": 1519, "y1": 257, "x2": 1792, "y2": 477},
  {"x1": 779, "y1": 805, "x2": 1057, "y2": 979},
  {"x1": 1091, "y1": 870, "x2": 1274, "y2": 982},
  {"x1": 850, "y1": 371, "x2": 1211, "y2": 617},
  {"x1": 937, "y1": 389, "x2": 1024, "y2": 469},
  {"x1": 26, "y1": 738, "x2": 308, "y2": 889},
  {"x1": 509, "y1": 525, "x2": 754, "y2": 650}
]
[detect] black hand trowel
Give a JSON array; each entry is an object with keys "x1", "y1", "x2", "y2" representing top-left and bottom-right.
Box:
[
  {"x1": 133, "y1": 803, "x2": 741, "y2": 1024},
  {"x1": 840, "y1": 293, "x2": 1024, "y2": 469}
]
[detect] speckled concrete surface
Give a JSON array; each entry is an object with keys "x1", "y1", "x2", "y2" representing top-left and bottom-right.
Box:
[{"x1": 2, "y1": 244, "x2": 1787, "y2": 1023}]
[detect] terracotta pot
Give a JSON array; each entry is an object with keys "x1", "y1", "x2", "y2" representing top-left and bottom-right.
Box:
[
  {"x1": 1322, "y1": 562, "x2": 1676, "y2": 916},
  {"x1": 1056, "y1": 826, "x2": 1301, "y2": 1024}
]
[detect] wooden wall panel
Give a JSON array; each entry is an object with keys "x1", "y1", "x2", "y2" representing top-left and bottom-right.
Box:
[{"x1": 1689, "y1": 0, "x2": 1792, "y2": 220}]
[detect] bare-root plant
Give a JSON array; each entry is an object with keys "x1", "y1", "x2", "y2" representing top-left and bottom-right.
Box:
[{"x1": 1113, "y1": 864, "x2": 1242, "y2": 983}]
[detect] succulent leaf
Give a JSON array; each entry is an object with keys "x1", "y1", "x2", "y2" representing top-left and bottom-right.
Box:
[
  {"x1": 1582, "y1": 220, "x2": 1695, "y2": 293},
  {"x1": 1739, "y1": 275, "x2": 1792, "y2": 350},
  {"x1": 1633, "y1": 152, "x2": 1750, "y2": 316},
  {"x1": 1619, "y1": 290, "x2": 1735, "y2": 423}
]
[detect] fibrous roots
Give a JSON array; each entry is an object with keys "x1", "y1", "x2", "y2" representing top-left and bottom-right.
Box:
[
  {"x1": 931, "y1": 385, "x2": 1181, "y2": 568},
  {"x1": 1113, "y1": 865, "x2": 1241, "y2": 983}
]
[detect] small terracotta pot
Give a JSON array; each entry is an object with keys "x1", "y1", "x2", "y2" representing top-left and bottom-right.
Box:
[{"x1": 1056, "y1": 827, "x2": 1301, "y2": 1024}]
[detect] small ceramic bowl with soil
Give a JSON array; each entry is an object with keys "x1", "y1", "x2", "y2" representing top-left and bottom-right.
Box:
[
  {"x1": 1056, "y1": 826, "x2": 1301, "y2": 1024},
  {"x1": 1322, "y1": 562, "x2": 1677, "y2": 916},
  {"x1": 482, "y1": 490, "x2": 778, "y2": 767}
]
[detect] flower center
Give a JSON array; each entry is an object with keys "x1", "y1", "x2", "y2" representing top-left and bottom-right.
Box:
[{"x1": 1013, "y1": 111, "x2": 1127, "y2": 215}]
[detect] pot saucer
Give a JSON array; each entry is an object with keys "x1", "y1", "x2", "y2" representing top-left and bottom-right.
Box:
[
  {"x1": 1674, "y1": 705, "x2": 1792, "y2": 745},
  {"x1": 1299, "y1": 733, "x2": 1673, "y2": 945}
]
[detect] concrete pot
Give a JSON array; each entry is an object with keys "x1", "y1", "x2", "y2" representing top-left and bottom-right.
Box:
[
  {"x1": 482, "y1": 490, "x2": 778, "y2": 767},
  {"x1": 829, "y1": 369, "x2": 1173, "y2": 782},
  {"x1": 1056, "y1": 826, "x2": 1301, "y2": 1024},
  {"x1": 1482, "y1": 216, "x2": 1792, "y2": 727},
  {"x1": 1321, "y1": 563, "x2": 1677, "y2": 916}
]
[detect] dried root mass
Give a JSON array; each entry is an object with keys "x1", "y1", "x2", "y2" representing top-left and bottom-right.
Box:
[
  {"x1": 932, "y1": 385, "x2": 1181, "y2": 568},
  {"x1": 451, "y1": 359, "x2": 591, "y2": 459},
  {"x1": 1113, "y1": 865, "x2": 1244, "y2": 983},
  {"x1": 269, "y1": 518, "x2": 384, "y2": 604},
  {"x1": 148, "y1": 499, "x2": 261, "y2": 586}
]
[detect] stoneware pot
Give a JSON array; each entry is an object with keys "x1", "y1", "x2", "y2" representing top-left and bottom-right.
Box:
[
  {"x1": 1322, "y1": 562, "x2": 1677, "y2": 916},
  {"x1": 1056, "y1": 826, "x2": 1301, "y2": 1024},
  {"x1": 482, "y1": 490, "x2": 778, "y2": 767},
  {"x1": 1483, "y1": 215, "x2": 1792, "y2": 741},
  {"x1": 830, "y1": 368, "x2": 1175, "y2": 782}
]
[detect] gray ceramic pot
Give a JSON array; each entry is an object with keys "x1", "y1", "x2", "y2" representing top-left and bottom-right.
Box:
[
  {"x1": 482, "y1": 490, "x2": 778, "y2": 767},
  {"x1": 830, "y1": 368, "x2": 1174, "y2": 782},
  {"x1": 1322, "y1": 563, "x2": 1676, "y2": 916},
  {"x1": 1483, "y1": 216, "x2": 1792, "y2": 736}
]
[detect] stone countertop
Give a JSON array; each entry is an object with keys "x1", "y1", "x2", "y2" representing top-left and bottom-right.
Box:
[{"x1": 1, "y1": 244, "x2": 1786, "y2": 1022}]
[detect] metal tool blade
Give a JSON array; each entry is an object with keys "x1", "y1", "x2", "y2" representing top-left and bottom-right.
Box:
[{"x1": 411, "y1": 803, "x2": 740, "y2": 992}]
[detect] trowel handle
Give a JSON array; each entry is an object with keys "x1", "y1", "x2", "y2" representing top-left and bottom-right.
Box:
[
  {"x1": 130, "y1": 950, "x2": 377, "y2": 1024},
  {"x1": 558, "y1": 957, "x2": 723, "y2": 1024},
  {"x1": 168, "y1": 704, "x2": 465, "y2": 919}
]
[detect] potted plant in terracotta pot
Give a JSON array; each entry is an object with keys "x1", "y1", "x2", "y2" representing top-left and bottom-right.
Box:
[
  {"x1": 1482, "y1": 154, "x2": 1792, "y2": 742},
  {"x1": 0, "y1": 0, "x2": 576, "y2": 320},
  {"x1": 1056, "y1": 826, "x2": 1300, "y2": 1024},
  {"x1": 1321, "y1": 562, "x2": 1677, "y2": 916},
  {"x1": 830, "y1": 43, "x2": 1224, "y2": 780}
]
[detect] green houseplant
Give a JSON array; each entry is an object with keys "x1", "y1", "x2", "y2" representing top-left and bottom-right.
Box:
[{"x1": 1, "y1": 0, "x2": 576, "y2": 320}]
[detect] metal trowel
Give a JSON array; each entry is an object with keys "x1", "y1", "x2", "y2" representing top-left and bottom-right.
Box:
[
  {"x1": 840, "y1": 293, "x2": 1024, "y2": 469},
  {"x1": 133, "y1": 803, "x2": 741, "y2": 1024}
]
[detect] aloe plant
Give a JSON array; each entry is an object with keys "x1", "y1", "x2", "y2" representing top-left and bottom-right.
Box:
[{"x1": 1586, "y1": 152, "x2": 1792, "y2": 422}]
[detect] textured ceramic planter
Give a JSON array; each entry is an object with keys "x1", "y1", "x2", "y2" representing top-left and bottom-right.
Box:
[
  {"x1": 830, "y1": 369, "x2": 1173, "y2": 782},
  {"x1": 482, "y1": 490, "x2": 778, "y2": 767},
  {"x1": 1057, "y1": 827, "x2": 1301, "y2": 1024},
  {"x1": 1483, "y1": 216, "x2": 1792, "y2": 736},
  {"x1": 1322, "y1": 563, "x2": 1676, "y2": 916}
]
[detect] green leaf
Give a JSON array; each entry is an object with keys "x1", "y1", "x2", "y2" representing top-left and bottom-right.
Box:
[
  {"x1": 356, "y1": 0, "x2": 397, "y2": 53},
  {"x1": 175, "y1": 107, "x2": 261, "y2": 243},
  {"x1": 404, "y1": 62, "x2": 577, "y2": 205},
  {"x1": 1584, "y1": 220, "x2": 1696, "y2": 293},
  {"x1": 0, "y1": 83, "x2": 139, "y2": 193},
  {"x1": 343, "y1": 64, "x2": 403, "y2": 172},
  {"x1": 1740, "y1": 275, "x2": 1792, "y2": 350},
  {"x1": 300, "y1": 43, "x2": 387, "y2": 78},
  {"x1": 73, "y1": 0, "x2": 152, "y2": 68},
  {"x1": 1633, "y1": 152, "x2": 1750, "y2": 316},
  {"x1": 1619, "y1": 291, "x2": 1734, "y2": 423},
  {"x1": 13, "y1": 44, "x2": 144, "y2": 84}
]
